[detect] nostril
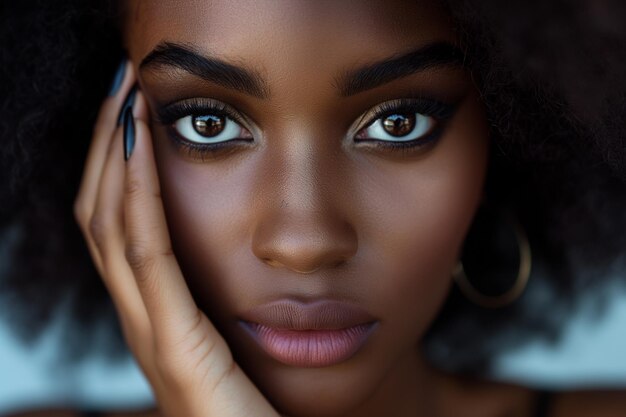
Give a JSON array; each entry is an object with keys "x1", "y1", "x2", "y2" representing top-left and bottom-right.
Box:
[
  {"x1": 261, "y1": 258, "x2": 282, "y2": 268},
  {"x1": 260, "y1": 256, "x2": 349, "y2": 274},
  {"x1": 332, "y1": 258, "x2": 348, "y2": 268},
  {"x1": 260, "y1": 258, "x2": 321, "y2": 274},
  {"x1": 292, "y1": 266, "x2": 323, "y2": 274}
]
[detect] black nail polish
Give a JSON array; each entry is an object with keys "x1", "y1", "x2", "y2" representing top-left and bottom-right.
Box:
[
  {"x1": 123, "y1": 106, "x2": 136, "y2": 161},
  {"x1": 108, "y1": 59, "x2": 126, "y2": 96},
  {"x1": 117, "y1": 84, "x2": 138, "y2": 126}
]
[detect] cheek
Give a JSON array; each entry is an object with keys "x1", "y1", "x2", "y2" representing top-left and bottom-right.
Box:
[
  {"x1": 358, "y1": 94, "x2": 489, "y2": 341},
  {"x1": 151, "y1": 140, "x2": 262, "y2": 318}
]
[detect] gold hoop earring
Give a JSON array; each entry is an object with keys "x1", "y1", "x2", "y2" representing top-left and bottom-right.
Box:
[{"x1": 453, "y1": 211, "x2": 532, "y2": 309}]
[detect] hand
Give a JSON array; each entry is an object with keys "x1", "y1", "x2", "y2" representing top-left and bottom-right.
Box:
[{"x1": 74, "y1": 62, "x2": 280, "y2": 417}]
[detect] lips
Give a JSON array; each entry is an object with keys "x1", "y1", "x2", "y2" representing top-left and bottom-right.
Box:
[{"x1": 239, "y1": 299, "x2": 378, "y2": 367}]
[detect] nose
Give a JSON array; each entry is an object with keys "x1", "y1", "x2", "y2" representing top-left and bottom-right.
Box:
[
  {"x1": 253, "y1": 209, "x2": 358, "y2": 274},
  {"x1": 251, "y1": 141, "x2": 358, "y2": 274}
]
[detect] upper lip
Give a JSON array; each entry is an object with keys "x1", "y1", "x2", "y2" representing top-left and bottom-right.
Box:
[{"x1": 240, "y1": 299, "x2": 376, "y2": 330}]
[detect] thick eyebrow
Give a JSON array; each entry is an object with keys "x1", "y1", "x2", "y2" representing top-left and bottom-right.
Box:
[
  {"x1": 335, "y1": 42, "x2": 465, "y2": 97},
  {"x1": 140, "y1": 42, "x2": 270, "y2": 99}
]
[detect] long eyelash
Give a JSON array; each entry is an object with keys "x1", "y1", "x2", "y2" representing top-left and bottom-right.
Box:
[
  {"x1": 166, "y1": 129, "x2": 245, "y2": 161},
  {"x1": 154, "y1": 97, "x2": 455, "y2": 159},
  {"x1": 366, "y1": 97, "x2": 456, "y2": 127},
  {"x1": 360, "y1": 98, "x2": 456, "y2": 154},
  {"x1": 154, "y1": 99, "x2": 250, "y2": 160},
  {"x1": 155, "y1": 99, "x2": 245, "y2": 126}
]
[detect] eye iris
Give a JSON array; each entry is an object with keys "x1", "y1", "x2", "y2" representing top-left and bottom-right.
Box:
[
  {"x1": 193, "y1": 114, "x2": 225, "y2": 137},
  {"x1": 382, "y1": 114, "x2": 415, "y2": 137}
]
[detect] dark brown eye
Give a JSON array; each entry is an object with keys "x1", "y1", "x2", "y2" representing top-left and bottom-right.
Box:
[
  {"x1": 382, "y1": 114, "x2": 416, "y2": 137},
  {"x1": 360, "y1": 111, "x2": 435, "y2": 142},
  {"x1": 174, "y1": 113, "x2": 244, "y2": 144},
  {"x1": 193, "y1": 114, "x2": 226, "y2": 137}
]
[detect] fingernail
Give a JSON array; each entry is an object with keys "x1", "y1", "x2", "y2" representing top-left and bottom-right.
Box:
[
  {"x1": 108, "y1": 58, "x2": 127, "y2": 96},
  {"x1": 123, "y1": 106, "x2": 136, "y2": 161},
  {"x1": 117, "y1": 84, "x2": 138, "y2": 126}
]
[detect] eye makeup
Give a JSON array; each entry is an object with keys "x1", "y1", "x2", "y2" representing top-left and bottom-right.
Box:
[
  {"x1": 152, "y1": 95, "x2": 457, "y2": 161},
  {"x1": 154, "y1": 98, "x2": 254, "y2": 160},
  {"x1": 155, "y1": 98, "x2": 248, "y2": 127},
  {"x1": 353, "y1": 97, "x2": 456, "y2": 155}
]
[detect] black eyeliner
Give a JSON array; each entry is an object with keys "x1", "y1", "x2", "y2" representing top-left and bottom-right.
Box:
[
  {"x1": 367, "y1": 126, "x2": 444, "y2": 152},
  {"x1": 365, "y1": 97, "x2": 456, "y2": 127},
  {"x1": 353, "y1": 97, "x2": 457, "y2": 154},
  {"x1": 154, "y1": 95, "x2": 456, "y2": 159},
  {"x1": 164, "y1": 126, "x2": 252, "y2": 161},
  {"x1": 154, "y1": 99, "x2": 245, "y2": 126},
  {"x1": 153, "y1": 99, "x2": 252, "y2": 161}
]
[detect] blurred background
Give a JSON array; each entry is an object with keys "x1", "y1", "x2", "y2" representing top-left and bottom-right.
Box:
[{"x1": 1, "y1": 1, "x2": 625, "y2": 415}]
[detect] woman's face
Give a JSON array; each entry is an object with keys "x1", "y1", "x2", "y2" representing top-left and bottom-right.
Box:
[{"x1": 125, "y1": 0, "x2": 489, "y2": 415}]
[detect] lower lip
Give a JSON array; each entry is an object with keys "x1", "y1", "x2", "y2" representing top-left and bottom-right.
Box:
[{"x1": 240, "y1": 321, "x2": 377, "y2": 367}]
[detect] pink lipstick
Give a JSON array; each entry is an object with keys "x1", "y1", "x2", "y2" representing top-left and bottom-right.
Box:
[{"x1": 239, "y1": 299, "x2": 378, "y2": 367}]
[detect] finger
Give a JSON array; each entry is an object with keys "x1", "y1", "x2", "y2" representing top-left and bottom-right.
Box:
[
  {"x1": 91, "y1": 121, "x2": 151, "y2": 343},
  {"x1": 74, "y1": 61, "x2": 136, "y2": 270},
  {"x1": 74, "y1": 60, "x2": 134, "y2": 225},
  {"x1": 122, "y1": 104, "x2": 204, "y2": 343},
  {"x1": 134, "y1": 89, "x2": 150, "y2": 123},
  {"x1": 122, "y1": 95, "x2": 279, "y2": 417},
  {"x1": 84, "y1": 120, "x2": 126, "y2": 276},
  {"x1": 90, "y1": 90, "x2": 153, "y2": 359}
]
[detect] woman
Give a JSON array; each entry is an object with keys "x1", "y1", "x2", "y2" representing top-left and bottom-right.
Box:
[{"x1": 1, "y1": 1, "x2": 625, "y2": 416}]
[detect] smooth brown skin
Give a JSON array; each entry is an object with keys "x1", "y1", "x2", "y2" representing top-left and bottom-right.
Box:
[
  {"x1": 63, "y1": 1, "x2": 626, "y2": 417},
  {"x1": 130, "y1": 0, "x2": 488, "y2": 415}
]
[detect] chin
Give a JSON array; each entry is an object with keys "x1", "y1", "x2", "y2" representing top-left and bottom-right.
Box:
[
  {"x1": 264, "y1": 369, "x2": 380, "y2": 417},
  {"x1": 238, "y1": 351, "x2": 390, "y2": 417}
]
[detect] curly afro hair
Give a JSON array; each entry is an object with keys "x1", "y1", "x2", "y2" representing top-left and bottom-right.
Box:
[{"x1": 0, "y1": 0, "x2": 625, "y2": 372}]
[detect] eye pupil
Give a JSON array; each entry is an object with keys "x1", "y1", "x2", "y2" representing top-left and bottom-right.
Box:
[
  {"x1": 193, "y1": 114, "x2": 225, "y2": 137},
  {"x1": 382, "y1": 114, "x2": 415, "y2": 137}
]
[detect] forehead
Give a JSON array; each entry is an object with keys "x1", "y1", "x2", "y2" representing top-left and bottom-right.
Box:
[{"x1": 126, "y1": 0, "x2": 456, "y2": 67}]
